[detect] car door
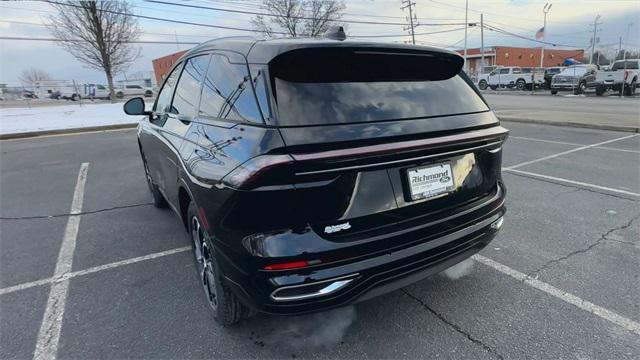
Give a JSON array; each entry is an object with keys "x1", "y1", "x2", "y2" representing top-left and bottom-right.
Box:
[
  {"x1": 140, "y1": 62, "x2": 182, "y2": 198},
  {"x1": 152, "y1": 55, "x2": 210, "y2": 207}
]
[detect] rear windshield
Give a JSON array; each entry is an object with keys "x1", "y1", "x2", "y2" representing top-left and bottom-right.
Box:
[
  {"x1": 270, "y1": 48, "x2": 488, "y2": 126},
  {"x1": 611, "y1": 61, "x2": 639, "y2": 70},
  {"x1": 273, "y1": 76, "x2": 489, "y2": 126}
]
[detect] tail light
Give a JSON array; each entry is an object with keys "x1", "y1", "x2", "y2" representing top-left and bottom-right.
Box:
[
  {"x1": 221, "y1": 154, "x2": 295, "y2": 190},
  {"x1": 624, "y1": 70, "x2": 629, "y2": 81}
]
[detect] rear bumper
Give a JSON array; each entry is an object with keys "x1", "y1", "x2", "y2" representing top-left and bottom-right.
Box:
[{"x1": 219, "y1": 187, "x2": 506, "y2": 315}]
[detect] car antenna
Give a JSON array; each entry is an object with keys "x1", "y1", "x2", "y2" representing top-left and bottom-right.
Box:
[{"x1": 324, "y1": 26, "x2": 347, "y2": 41}]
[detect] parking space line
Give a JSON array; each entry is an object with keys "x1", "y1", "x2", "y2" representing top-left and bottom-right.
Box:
[
  {"x1": 504, "y1": 168, "x2": 640, "y2": 197},
  {"x1": 509, "y1": 136, "x2": 640, "y2": 154},
  {"x1": 0, "y1": 247, "x2": 191, "y2": 296},
  {"x1": 506, "y1": 134, "x2": 639, "y2": 170},
  {"x1": 473, "y1": 255, "x2": 640, "y2": 336},
  {"x1": 33, "y1": 163, "x2": 88, "y2": 360}
]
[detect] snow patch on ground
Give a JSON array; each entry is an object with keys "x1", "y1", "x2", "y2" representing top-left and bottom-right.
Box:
[{"x1": 0, "y1": 103, "x2": 143, "y2": 135}]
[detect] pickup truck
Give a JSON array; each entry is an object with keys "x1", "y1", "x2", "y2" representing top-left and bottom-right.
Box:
[
  {"x1": 480, "y1": 67, "x2": 545, "y2": 90},
  {"x1": 550, "y1": 64, "x2": 598, "y2": 95},
  {"x1": 588, "y1": 59, "x2": 639, "y2": 96},
  {"x1": 113, "y1": 84, "x2": 154, "y2": 99}
]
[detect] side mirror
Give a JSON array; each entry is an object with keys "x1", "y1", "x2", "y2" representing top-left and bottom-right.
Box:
[{"x1": 123, "y1": 97, "x2": 150, "y2": 116}]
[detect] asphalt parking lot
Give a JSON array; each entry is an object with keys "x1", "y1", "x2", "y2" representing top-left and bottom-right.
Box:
[{"x1": 1, "y1": 121, "x2": 639, "y2": 359}]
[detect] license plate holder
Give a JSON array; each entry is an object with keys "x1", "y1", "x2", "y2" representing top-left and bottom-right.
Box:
[{"x1": 406, "y1": 162, "x2": 455, "y2": 201}]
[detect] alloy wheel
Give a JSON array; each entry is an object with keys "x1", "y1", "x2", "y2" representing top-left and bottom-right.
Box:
[{"x1": 191, "y1": 216, "x2": 218, "y2": 311}]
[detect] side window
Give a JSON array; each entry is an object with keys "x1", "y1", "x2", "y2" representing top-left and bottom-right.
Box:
[
  {"x1": 171, "y1": 55, "x2": 210, "y2": 118},
  {"x1": 499, "y1": 68, "x2": 510, "y2": 74},
  {"x1": 154, "y1": 63, "x2": 183, "y2": 113},
  {"x1": 199, "y1": 54, "x2": 263, "y2": 123}
]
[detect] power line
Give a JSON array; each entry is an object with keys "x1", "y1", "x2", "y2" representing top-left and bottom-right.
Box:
[
  {"x1": 144, "y1": 0, "x2": 467, "y2": 26},
  {"x1": 483, "y1": 23, "x2": 583, "y2": 48},
  {"x1": 0, "y1": 36, "x2": 200, "y2": 45},
  {"x1": 428, "y1": 0, "x2": 590, "y2": 25}
]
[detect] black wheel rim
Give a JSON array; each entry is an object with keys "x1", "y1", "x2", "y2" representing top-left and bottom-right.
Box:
[{"x1": 191, "y1": 216, "x2": 218, "y2": 312}]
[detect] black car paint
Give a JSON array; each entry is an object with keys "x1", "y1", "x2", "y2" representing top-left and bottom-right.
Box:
[{"x1": 136, "y1": 38, "x2": 508, "y2": 316}]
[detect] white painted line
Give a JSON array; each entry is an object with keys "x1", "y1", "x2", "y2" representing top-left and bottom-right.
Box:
[
  {"x1": 61, "y1": 246, "x2": 191, "y2": 280},
  {"x1": 509, "y1": 136, "x2": 583, "y2": 147},
  {"x1": 506, "y1": 134, "x2": 639, "y2": 169},
  {"x1": 0, "y1": 247, "x2": 191, "y2": 296},
  {"x1": 33, "y1": 163, "x2": 88, "y2": 360},
  {"x1": 473, "y1": 255, "x2": 640, "y2": 336},
  {"x1": 510, "y1": 136, "x2": 640, "y2": 154},
  {"x1": 504, "y1": 168, "x2": 640, "y2": 197}
]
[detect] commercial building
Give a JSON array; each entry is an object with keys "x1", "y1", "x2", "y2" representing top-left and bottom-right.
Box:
[
  {"x1": 457, "y1": 46, "x2": 585, "y2": 75},
  {"x1": 152, "y1": 50, "x2": 187, "y2": 84}
]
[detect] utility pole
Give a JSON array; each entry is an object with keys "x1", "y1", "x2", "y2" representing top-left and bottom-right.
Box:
[
  {"x1": 401, "y1": 1, "x2": 419, "y2": 45},
  {"x1": 539, "y1": 3, "x2": 551, "y2": 69},
  {"x1": 589, "y1": 15, "x2": 602, "y2": 64},
  {"x1": 480, "y1": 13, "x2": 484, "y2": 74},
  {"x1": 463, "y1": 0, "x2": 469, "y2": 73}
]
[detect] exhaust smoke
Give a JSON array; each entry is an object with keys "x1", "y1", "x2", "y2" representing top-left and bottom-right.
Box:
[
  {"x1": 260, "y1": 306, "x2": 357, "y2": 349},
  {"x1": 441, "y1": 258, "x2": 475, "y2": 280}
]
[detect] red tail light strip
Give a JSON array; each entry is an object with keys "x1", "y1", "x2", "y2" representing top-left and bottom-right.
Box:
[{"x1": 291, "y1": 126, "x2": 509, "y2": 162}]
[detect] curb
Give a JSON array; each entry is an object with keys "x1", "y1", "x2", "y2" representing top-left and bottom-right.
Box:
[
  {"x1": 0, "y1": 123, "x2": 138, "y2": 140},
  {"x1": 498, "y1": 116, "x2": 640, "y2": 133}
]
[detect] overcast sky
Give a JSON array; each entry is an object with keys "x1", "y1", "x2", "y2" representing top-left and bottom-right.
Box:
[{"x1": 1, "y1": 0, "x2": 638, "y2": 86}]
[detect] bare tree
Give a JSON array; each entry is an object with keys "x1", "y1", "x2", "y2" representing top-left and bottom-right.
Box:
[
  {"x1": 251, "y1": 0, "x2": 345, "y2": 38},
  {"x1": 45, "y1": 1, "x2": 141, "y2": 102},
  {"x1": 18, "y1": 68, "x2": 52, "y2": 84}
]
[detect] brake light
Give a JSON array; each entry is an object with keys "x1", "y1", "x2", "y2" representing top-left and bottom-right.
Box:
[
  {"x1": 624, "y1": 70, "x2": 629, "y2": 81},
  {"x1": 263, "y1": 260, "x2": 310, "y2": 270}
]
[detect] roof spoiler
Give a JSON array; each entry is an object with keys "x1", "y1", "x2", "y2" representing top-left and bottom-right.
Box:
[{"x1": 270, "y1": 47, "x2": 464, "y2": 83}]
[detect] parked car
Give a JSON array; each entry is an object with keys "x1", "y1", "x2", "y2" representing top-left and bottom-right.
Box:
[
  {"x1": 550, "y1": 64, "x2": 598, "y2": 95},
  {"x1": 22, "y1": 90, "x2": 38, "y2": 99},
  {"x1": 485, "y1": 67, "x2": 545, "y2": 90},
  {"x1": 113, "y1": 84, "x2": 154, "y2": 99},
  {"x1": 124, "y1": 37, "x2": 508, "y2": 325},
  {"x1": 544, "y1": 67, "x2": 564, "y2": 89},
  {"x1": 476, "y1": 66, "x2": 498, "y2": 90},
  {"x1": 589, "y1": 59, "x2": 639, "y2": 96}
]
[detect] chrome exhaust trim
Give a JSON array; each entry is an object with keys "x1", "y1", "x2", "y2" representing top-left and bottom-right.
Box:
[{"x1": 270, "y1": 274, "x2": 358, "y2": 302}]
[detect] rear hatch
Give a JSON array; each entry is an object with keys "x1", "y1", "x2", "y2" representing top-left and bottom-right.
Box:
[
  {"x1": 266, "y1": 46, "x2": 507, "y2": 240},
  {"x1": 229, "y1": 45, "x2": 507, "y2": 259}
]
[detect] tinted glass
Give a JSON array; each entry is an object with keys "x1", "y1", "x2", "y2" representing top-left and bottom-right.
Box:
[
  {"x1": 199, "y1": 54, "x2": 263, "y2": 123},
  {"x1": 273, "y1": 74, "x2": 489, "y2": 126},
  {"x1": 499, "y1": 68, "x2": 510, "y2": 74},
  {"x1": 155, "y1": 63, "x2": 182, "y2": 113},
  {"x1": 172, "y1": 55, "x2": 209, "y2": 118}
]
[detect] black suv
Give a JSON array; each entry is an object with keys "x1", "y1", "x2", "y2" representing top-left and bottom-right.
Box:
[{"x1": 124, "y1": 37, "x2": 508, "y2": 325}]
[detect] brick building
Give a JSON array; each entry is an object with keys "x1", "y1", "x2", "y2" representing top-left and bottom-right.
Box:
[
  {"x1": 457, "y1": 46, "x2": 585, "y2": 75},
  {"x1": 152, "y1": 50, "x2": 187, "y2": 84}
]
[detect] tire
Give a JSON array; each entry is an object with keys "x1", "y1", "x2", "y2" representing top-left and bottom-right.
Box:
[
  {"x1": 550, "y1": 89, "x2": 558, "y2": 95},
  {"x1": 188, "y1": 202, "x2": 247, "y2": 325},
  {"x1": 116, "y1": 91, "x2": 124, "y2": 99},
  {"x1": 478, "y1": 80, "x2": 487, "y2": 90},
  {"x1": 71, "y1": 94, "x2": 79, "y2": 101},
  {"x1": 574, "y1": 82, "x2": 586, "y2": 95},
  {"x1": 595, "y1": 86, "x2": 605, "y2": 96},
  {"x1": 515, "y1": 79, "x2": 526, "y2": 90},
  {"x1": 489, "y1": 85, "x2": 497, "y2": 91},
  {"x1": 144, "y1": 90, "x2": 153, "y2": 97},
  {"x1": 624, "y1": 80, "x2": 636, "y2": 96},
  {"x1": 143, "y1": 159, "x2": 168, "y2": 208}
]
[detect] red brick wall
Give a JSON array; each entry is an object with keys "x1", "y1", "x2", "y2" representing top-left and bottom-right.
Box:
[
  {"x1": 152, "y1": 50, "x2": 188, "y2": 85},
  {"x1": 494, "y1": 47, "x2": 584, "y2": 67}
]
